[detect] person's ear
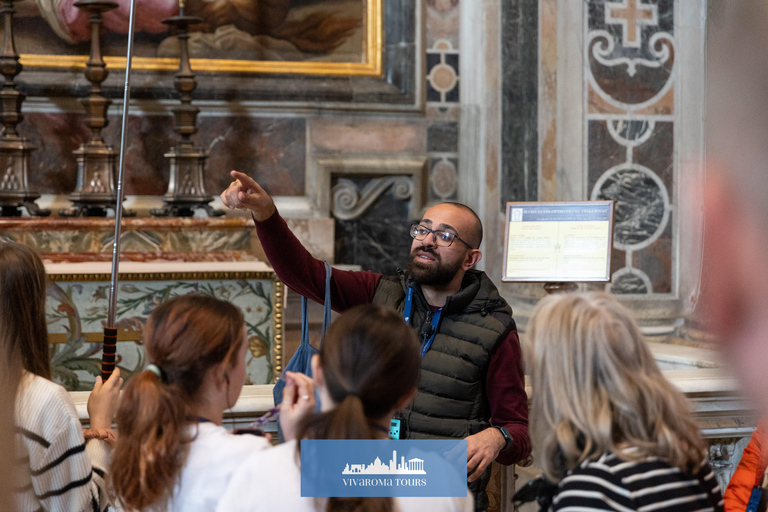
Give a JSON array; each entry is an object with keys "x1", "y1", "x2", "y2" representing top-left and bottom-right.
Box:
[
  {"x1": 207, "y1": 362, "x2": 228, "y2": 391},
  {"x1": 462, "y1": 249, "x2": 482, "y2": 270},
  {"x1": 311, "y1": 354, "x2": 324, "y2": 387}
]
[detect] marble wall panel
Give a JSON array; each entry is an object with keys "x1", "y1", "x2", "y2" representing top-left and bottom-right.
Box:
[
  {"x1": 586, "y1": 0, "x2": 676, "y2": 297},
  {"x1": 19, "y1": 112, "x2": 306, "y2": 197},
  {"x1": 0, "y1": 218, "x2": 256, "y2": 260},
  {"x1": 426, "y1": 0, "x2": 460, "y2": 49},
  {"x1": 501, "y1": 0, "x2": 538, "y2": 207},
  {"x1": 310, "y1": 118, "x2": 426, "y2": 153},
  {"x1": 333, "y1": 176, "x2": 411, "y2": 275}
]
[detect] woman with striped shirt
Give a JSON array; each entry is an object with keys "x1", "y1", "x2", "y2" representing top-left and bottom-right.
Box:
[
  {"x1": 1, "y1": 242, "x2": 123, "y2": 512},
  {"x1": 528, "y1": 292, "x2": 724, "y2": 512}
]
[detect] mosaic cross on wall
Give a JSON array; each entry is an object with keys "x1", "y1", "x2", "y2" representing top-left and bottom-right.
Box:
[{"x1": 586, "y1": 0, "x2": 675, "y2": 296}]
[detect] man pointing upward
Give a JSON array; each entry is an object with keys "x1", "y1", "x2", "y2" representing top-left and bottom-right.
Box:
[{"x1": 221, "y1": 171, "x2": 530, "y2": 511}]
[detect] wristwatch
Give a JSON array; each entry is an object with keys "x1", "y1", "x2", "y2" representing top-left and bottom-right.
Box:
[{"x1": 494, "y1": 425, "x2": 512, "y2": 451}]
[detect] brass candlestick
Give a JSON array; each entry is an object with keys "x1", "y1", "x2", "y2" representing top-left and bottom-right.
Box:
[
  {"x1": 62, "y1": 0, "x2": 131, "y2": 217},
  {"x1": 0, "y1": 0, "x2": 49, "y2": 216},
  {"x1": 151, "y1": 13, "x2": 222, "y2": 217}
]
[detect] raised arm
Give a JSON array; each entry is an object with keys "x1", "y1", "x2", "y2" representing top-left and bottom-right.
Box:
[{"x1": 221, "y1": 171, "x2": 382, "y2": 311}]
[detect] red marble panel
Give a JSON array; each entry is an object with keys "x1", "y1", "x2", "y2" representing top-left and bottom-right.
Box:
[{"x1": 18, "y1": 112, "x2": 306, "y2": 197}]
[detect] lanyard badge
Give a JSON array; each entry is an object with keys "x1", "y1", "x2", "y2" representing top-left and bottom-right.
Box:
[{"x1": 403, "y1": 286, "x2": 443, "y2": 359}]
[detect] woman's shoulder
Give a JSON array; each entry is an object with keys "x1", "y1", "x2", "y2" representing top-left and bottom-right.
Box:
[
  {"x1": 551, "y1": 453, "x2": 640, "y2": 510},
  {"x1": 554, "y1": 452, "x2": 724, "y2": 512},
  {"x1": 236, "y1": 439, "x2": 298, "y2": 472},
  {"x1": 560, "y1": 452, "x2": 695, "y2": 489},
  {"x1": 16, "y1": 373, "x2": 78, "y2": 424},
  {"x1": 15, "y1": 374, "x2": 82, "y2": 451},
  {"x1": 226, "y1": 439, "x2": 301, "y2": 489},
  {"x1": 190, "y1": 422, "x2": 270, "y2": 457}
]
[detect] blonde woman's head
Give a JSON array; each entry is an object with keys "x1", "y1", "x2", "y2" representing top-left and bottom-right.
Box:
[{"x1": 528, "y1": 291, "x2": 704, "y2": 482}]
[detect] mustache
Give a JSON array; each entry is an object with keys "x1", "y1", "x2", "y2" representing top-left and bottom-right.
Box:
[
  {"x1": 410, "y1": 246, "x2": 439, "y2": 260},
  {"x1": 418, "y1": 247, "x2": 436, "y2": 255}
]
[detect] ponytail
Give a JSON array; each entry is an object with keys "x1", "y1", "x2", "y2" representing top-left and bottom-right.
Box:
[
  {"x1": 294, "y1": 305, "x2": 421, "y2": 512},
  {"x1": 110, "y1": 294, "x2": 245, "y2": 511},
  {"x1": 300, "y1": 396, "x2": 395, "y2": 512},
  {"x1": 298, "y1": 394, "x2": 374, "y2": 441},
  {"x1": 111, "y1": 371, "x2": 194, "y2": 510}
]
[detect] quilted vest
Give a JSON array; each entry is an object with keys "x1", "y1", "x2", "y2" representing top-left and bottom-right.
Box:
[{"x1": 372, "y1": 269, "x2": 515, "y2": 439}]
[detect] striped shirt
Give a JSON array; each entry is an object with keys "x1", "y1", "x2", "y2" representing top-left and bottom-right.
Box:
[
  {"x1": 14, "y1": 373, "x2": 111, "y2": 512},
  {"x1": 551, "y1": 452, "x2": 725, "y2": 512}
]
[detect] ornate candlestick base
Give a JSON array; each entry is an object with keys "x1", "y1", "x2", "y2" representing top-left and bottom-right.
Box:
[
  {"x1": 152, "y1": 13, "x2": 221, "y2": 218},
  {"x1": 151, "y1": 145, "x2": 223, "y2": 217},
  {"x1": 61, "y1": 0, "x2": 134, "y2": 217},
  {"x1": 61, "y1": 140, "x2": 118, "y2": 217},
  {"x1": 0, "y1": 136, "x2": 50, "y2": 216},
  {"x1": 0, "y1": 0, "x2": 49, "y2": 217}
]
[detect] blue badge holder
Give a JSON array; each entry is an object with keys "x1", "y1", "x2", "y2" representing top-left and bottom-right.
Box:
[{"x1": 273, "y1": 261, "x2": 332, "y2": 442}]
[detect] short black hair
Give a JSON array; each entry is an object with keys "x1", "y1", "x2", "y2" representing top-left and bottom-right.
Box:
[{"x1": 442, "y1": 202, "x2": 483, "y2": 249}]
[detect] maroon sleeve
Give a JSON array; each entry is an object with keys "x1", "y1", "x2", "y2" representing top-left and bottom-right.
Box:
[
  {"x1": 254, "y1": 210, "x2": 382, "y2": 312},
  {"x1": 487, "y1": 328, "x2": 531, "y2": 465}
]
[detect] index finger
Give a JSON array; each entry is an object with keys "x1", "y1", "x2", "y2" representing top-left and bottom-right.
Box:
[
  {"x1": 230, "y1": 171, "x2": 261, "y2": 193},
  {"x1": 104, "y1": 367, "x2": 121, "y2": 387},
  {"x1": 282, "y1": 375, "x2": 297, "y2": 406}
]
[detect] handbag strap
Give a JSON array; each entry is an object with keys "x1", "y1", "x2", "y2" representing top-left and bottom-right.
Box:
[
  {"x1": 320, "y1": 261, "x2": 332, "y2": 346},
  {"x1": 299, "y1": 262, "x2": 333, "y2": 348},
  {"x1": 300, "y1": 295, "x2": 310, "y2": 347}
]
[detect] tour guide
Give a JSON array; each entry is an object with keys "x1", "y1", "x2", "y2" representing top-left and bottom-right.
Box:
[{"x1": 221, "y1": 171, "x2": 531, "y2": 510}]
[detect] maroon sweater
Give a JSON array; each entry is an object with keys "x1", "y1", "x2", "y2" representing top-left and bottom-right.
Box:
[{"x1": 256, "y1": 211, "x2": 531, "y2": 465}]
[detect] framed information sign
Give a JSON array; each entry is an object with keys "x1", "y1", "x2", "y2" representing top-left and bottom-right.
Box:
[{"x1": 502, "y1": 201, "x2": 615, "y2": 283}]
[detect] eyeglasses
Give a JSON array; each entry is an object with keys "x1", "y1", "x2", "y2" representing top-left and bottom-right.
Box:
[{"x1": 410, "y1": 224, "x2": 473, "y2": 248}]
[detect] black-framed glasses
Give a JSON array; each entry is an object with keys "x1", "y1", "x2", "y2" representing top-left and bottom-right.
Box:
[{"x1": 410, "y1": 224, "x2": 472, "y2": 248}]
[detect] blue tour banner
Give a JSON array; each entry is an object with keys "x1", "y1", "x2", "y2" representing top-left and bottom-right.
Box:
[{"x1": 300, "y1": 439, "x2": 467, "y2": 498}]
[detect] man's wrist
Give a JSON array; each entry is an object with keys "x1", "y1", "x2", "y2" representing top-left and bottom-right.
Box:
[{"x1": 493, "y1": 425, "x2": 512, "y2": 452}]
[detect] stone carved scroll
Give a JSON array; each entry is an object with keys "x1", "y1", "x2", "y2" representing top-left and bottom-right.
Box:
[{"x1": 332, "y1": 176, "x2": 413, "y2": 221}]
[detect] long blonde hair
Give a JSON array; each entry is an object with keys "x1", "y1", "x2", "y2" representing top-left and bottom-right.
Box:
[{"x1": 529, "y1": 292, "x2": 705, "y2": 482}]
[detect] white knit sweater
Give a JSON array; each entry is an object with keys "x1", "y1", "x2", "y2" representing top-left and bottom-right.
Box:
[{"x1": 15, "y1": 373, "x2": 111, "y2": 512}]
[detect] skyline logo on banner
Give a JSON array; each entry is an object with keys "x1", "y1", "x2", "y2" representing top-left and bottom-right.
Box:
[{"x1": 301, "y1": 439, "x2": 467, "y2": 498}]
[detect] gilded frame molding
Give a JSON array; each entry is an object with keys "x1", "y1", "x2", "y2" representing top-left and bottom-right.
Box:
[
  {"x1": 46, "y1": 271, "x2": 284, "y2": 383},
  {"x1": 19, "y1": 0, "x2": 382, "y2": 77}
]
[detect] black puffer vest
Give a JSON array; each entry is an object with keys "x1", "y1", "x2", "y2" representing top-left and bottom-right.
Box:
[{"x1": 372, "y1": 269, "x2": 515, "y2": 439}]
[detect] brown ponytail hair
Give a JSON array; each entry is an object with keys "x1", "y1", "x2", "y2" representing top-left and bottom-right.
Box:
[
  {"x1": 297, "y1": 304, "x2": 421, "y2": 512},
  {"x1": 0, "y1": 242, "x2": 51, "y2": 380},
  {"x1": 111, "y1": 294, "x2": 245, "y2": 511}
]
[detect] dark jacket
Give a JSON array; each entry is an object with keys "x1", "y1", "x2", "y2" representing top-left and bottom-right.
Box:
[{"x1": 372, "y1": 269, "x2": 516, "y2": 439}]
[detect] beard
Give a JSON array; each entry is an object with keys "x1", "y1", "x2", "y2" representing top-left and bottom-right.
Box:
[{"x1": 407, "y1": 247, "x2": 463, "y2": 286}]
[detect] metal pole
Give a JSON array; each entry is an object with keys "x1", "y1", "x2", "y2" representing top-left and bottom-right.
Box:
[{"x1": 102, "y1": 0, "x2": 138, "y2": 382}]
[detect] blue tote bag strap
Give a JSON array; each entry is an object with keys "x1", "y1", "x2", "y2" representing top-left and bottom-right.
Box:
[
  {"x1": 301, "y1": 294, "x2": 310, "y2": 348},
  {"x1": 320, "y1": 261, "x2": 332, "y2": 346},
  {"x1": 299, "y1": 261, "x2": 331, "y2": 348}
]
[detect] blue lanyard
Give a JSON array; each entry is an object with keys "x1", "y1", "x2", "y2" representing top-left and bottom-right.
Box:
[
  {"x1": 747, "y1": 487, "x2": 763, "y2": 512},
  {"x1": 403, "y1": 287, "x2": 443, "y2": 359}
]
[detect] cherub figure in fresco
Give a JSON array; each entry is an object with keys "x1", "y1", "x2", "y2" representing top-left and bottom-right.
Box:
[{"x1": 27, "y1": 0, "x2": 361, "y2": 59}]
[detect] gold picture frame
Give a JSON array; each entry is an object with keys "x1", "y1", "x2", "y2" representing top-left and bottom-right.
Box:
[{"x1": 19, "y1": 0, "x2": 382, "y2": 77}]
